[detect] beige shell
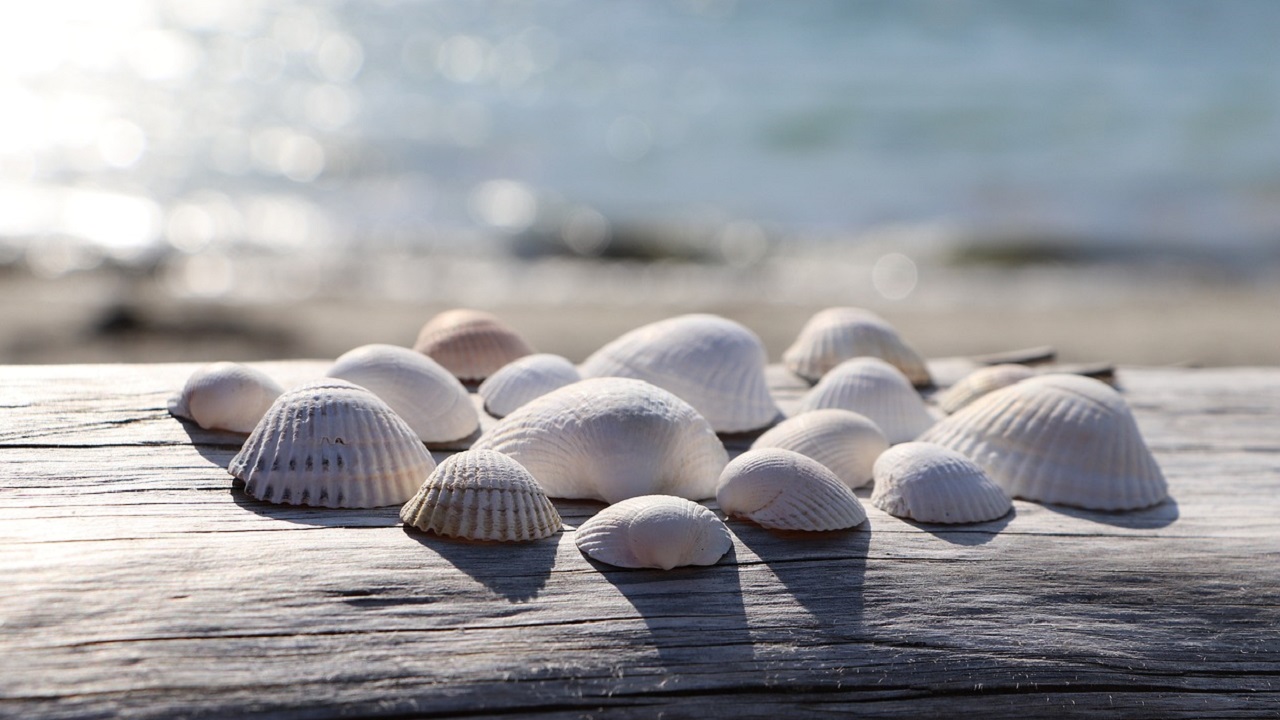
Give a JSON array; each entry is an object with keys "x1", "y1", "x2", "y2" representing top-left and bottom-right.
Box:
[
  {"x1": 716, "y1": 448, "x2": 867, "y2": 531},
  {"x1": 477, "y1": 353, "x2": 581, "y2": 418},
  {"x1": 471, "y1": 378, "x2": 728, "y2": 503},
  {"x1": 578, "y1": 314, "x2": 780, "y2": 433},
  {"x1": 399, "y1": 449, "x2": 561, "y2": 542},
  {"x1": 783, "y1": 307, "x2": 931, "y2": 386},
  {"x1": 936, "y1": 364, "x2": 1037, "y2": 415},
  {"x1": 326, "y1": 343, "x2": 479, "y2": 444},
  {"x1": 750, "y1": 409, "x2": 889, "y2": 490},
  {"x1": 798, "y1": 357, "x2": 935, "y2": 444},
  {"x1": 918, "y1": 374, "x2": 1168, "y2": 511},
  {"x1": 412, "y1": 308, "x2": 535, "y2": 382},
  {"x1": 168, "y1": 362, "x2": 283, "y2": 434},
  {"x1": 871, "y1": 442, "x2": 1012, "y2": 524},
  {"x1": 228, "y1": 379, "x2": 435, "y2": 508},
  {"x1": 574, "y1": 495, "x2": 732, "y2": 570}
]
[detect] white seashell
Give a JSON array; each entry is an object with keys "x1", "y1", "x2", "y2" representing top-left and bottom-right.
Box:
[
  {"x1": 400, "y1": 449, "x2": 561, "y2": 542},
  {"x1": 472, "y1": 377, "x2": 728, "y2": 503},
  {"x1": 228, "y1": 379, "x2": 436, "y2": 508},
  {"x1": 716, "y1": 448, "x2": 867, "y2": 531},
  {"x1": 326, "y1": 343, "x2": 479, "y2": 444},
  {"x1": 413, "y1": 308, "x2": 535, "y2": 382},
  {"x1": 579, "y1": 314, "x2": 780, "y2": 434},
  {"x1": 750, "y1": 409, "x2": 889, "y2": 490},
  {"x1": 798, "y1": 357, "x2": 935, "y2": 443},
  {"x1": 477, "y1": 353, "x2": 581, "y2": 418},
  {"x1": 168, "y1": 362, "x2": 283, "y2": 434},
  {"x1": 918, "y1": 374, "x2": 1168, "y2": 511},
  {"x1": 783, "y1": 307, "x2": 932, "y2": 386},
  {"x1": 871, "y1": 442, "x2": 1011, "y2": 524},
  {"x1": 575, "y1": 495, "x2": 731, "y2": 570},
  {"x1": 936, "y1": 364, "x2": 1037, "y2": 415}
]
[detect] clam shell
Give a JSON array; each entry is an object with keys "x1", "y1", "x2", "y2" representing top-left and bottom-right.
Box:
[
  {"x1": 478, "y1": 353, "x2": 581, "y2": 418},
  {"x1": 471, "y1": 377, "x2": 728, "y2": 503},
  {"x1": 918, "y1": 374, "x2": 1168, "y2": 511},
  {"x1": 228, "y1": 379, "x2": 435, "y2": 508},
  {"x1": 936, "y1": 364, "x2": 1036, "y2": 415},
  {"x1": 716, "y1": 448, "x2": 867, "y2": 531},
  {"x1": 783, "y1": 307, "x2": 931, "y2": 387},
  {"x1": 750, "y1": 409, "x2": 889, "y2": 490},
  {"x1": 400, "y1": 449, "x2": 561, "y2": 542},
  {"x1": 168, "y1": 362, "x2": 283, "y2": 434},
  {"x1": 412, "y1": 308, "x2": 535, "y2": 382},
  {"x1": 575, "y1": 495, "x2": 731, "y2": 570},
  {"x1": 579, "y1": 314, "x2": 780, "y2": 434},
  {"x1": 798, "y1": 357, "x2": 935, "y2": 443},
  {"x1": 871, "y1": 442, "x2": 1011, "y2": 524}
]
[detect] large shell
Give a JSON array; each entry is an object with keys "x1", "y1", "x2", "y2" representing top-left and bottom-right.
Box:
[
  {"x1": 400, "y1": 449, "x2": 561, "y2": 542},
  {"x1": 228, "y1": 379, "x2": 435, "y2": 508},
  {"x1": 472, "y1": 377, "x2": 728, "y2": 503},
  {"x1": 750, "y1": 409, "x2": 889, "y2": 490},
  {"x1": 936, "y1": 364, "x2": 1037, "y2": 415},
  {"x1": 326, "y1": 344, "x2": 479, "y2": 444},
  {"x1": 478, "y1": 353, "x2": 581, "y2": 418},
  {"x1": 783, "y1": 307, "x2": 931, "y2": 387},
  {"x1": 579, "y1": 314, "x2": 780, "y2": 434},
  {"x1": 918, "y1": 374, "x2": 1168, "y2": 511},
  {"x1": 575, "y1": 495, "x2": 731, "y2": 570},
  {"x1": 871, "y1": 442, "x2": 1011, "y2": 524},
  {"x1": 716, "y1": 448, "x2": 867, "y2": 531},
  {"x1": 412, "y1": 308, "x2": 535, "y2": 382},
  {"x1": 168, "y1": 362, "x2": 283, "y2": 434},
  {"x1": 798, "y1": 357, "x2": 935, "y2": 443}
]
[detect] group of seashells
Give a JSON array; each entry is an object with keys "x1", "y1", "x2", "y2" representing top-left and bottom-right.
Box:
[{"x1": 169, "y1": 306, "x2": 1169, "y2": 571}]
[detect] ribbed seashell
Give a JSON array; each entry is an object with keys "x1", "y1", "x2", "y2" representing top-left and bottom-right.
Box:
[
  {"x1": 168, "y1": 362, "x2": 283, "y2": 434},
  {"x1": 399, "y1": 449, "x2": 561, "y2": 542},
  {"x1": 797, "y1": 357, "x2": 935, "y2": 444},
  {"x1": 579, "y1": 314, "x2": 780, "y2": 434},
  {"x1": 783, "y1": 307, "x2": 931, "y2": 387},
  {"x1": 326, "y1": 343, "x2": 478, "y2": 444},
  {"x1": 472, "y1": 378, "x2": 728, "y2": 503},
  {"x1": 936, "y1": 364, "x2": 1037, "y2": 415},
  {"x1": 750, "y1": 409, "x2": 889, "y2": 490},
  {"x1": 412, "y1": 308, "x2": 535, "y2": 383},
  {"x1": 871, "y1": 442, "x2": 1011, "y2": 524},
  {"x1": 918, "y1": 374, "x2": 1168, "y2": 511},
  {"x1": 228, "y1": 379, "x2": 435, "y2": 508},
  {"x1": 477, "y1": 353, "x2": 581, "y2": 418},
  {"x1": 716, "y1": 448, "x2": 867, "y2": 531},
  {"x1": 575, "y1": 495, "x2": 732, "y2": 570}
]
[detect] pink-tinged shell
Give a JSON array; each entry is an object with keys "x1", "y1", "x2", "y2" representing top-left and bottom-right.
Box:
[
  {"x1": 871, "y1": 442, "x2": 1011, "y2": 524},
  {"x1": 412, "y1": 308, "x2": 535, "y2": 382},
  {"x1": 168, "y1": 362, "x2": 283, "y2": 434},
  {"x1": 574, "y1": 495, "x2": 731, "y2": 570},
  {"x1": 716, "y1": 448, "x2": 867, "y2": 531},
  {"x1": 936, "y1": 364, "x2": 1037, "y2": 415},
  {"x1": 783, "y1": 307, "x2": 931, "y2": 386},
  {"x1": 750, "y1": 409, "x2": 889, "y2": 490},
  {"x1": 400, "y1": 450, "x2": 561, "y2": 542},
  {"x1": 798, "y1": 357, "x2": 935, "y2": 444},
  {"x1": 478, "y1": 353, "x2": 581, "y2": 418}
]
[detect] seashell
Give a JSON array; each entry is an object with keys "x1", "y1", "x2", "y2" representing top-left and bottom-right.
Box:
[
  {"x1": 400, "y1": 449, "x2": 561, "y2": 542},
  {"x1": 412, "y1": 308, "x2": 535, "y2": 383},
  {"x1": 918, "y1": 374, "x2": 1167, "y2": 511},
  {"x1": 472, "y1": 377, "x2": 728, "y2": 503},
  {"x1": 716, "y1": 448, "x2": 867, "y2": 531},
  {"x1": 798, "y1": 357, "x2": 935, "y2": 444},
  {"x1": 168, "y1": 362, "x2": 284, "y2": 434},
  {"x1": 229, "y1": 379, "x2": 435, "y2": 508},
  {"x1": 575, "y1": 495, "x2": 731, "y2": 570},
  {"x1": 870, "y1": 442, "x2": 1011, "y2": 524},
  {"x1": 326, "y1": 343, "x2": 478, "y2": 444},
  {"x1": 579, "y1": 314, "x2": 780, "y2": 434},
  {"x1": 477, "y1": 353, "x2": 581, "y2": 418},
  {"x1": 750, "y1": 409, "x2": 889, "y2": 490},
  {"x1": 936, "y1": 363, "x2": 1037, "y2": 415},
  {"x1": 783, "y1": 307, "x2": 931, "y2": 387}
]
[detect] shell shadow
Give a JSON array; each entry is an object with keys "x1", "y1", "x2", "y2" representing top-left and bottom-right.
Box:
[
  {"x1": 228, "y1": 484, "x2": 403, "y2": 528},
  {"x1": 1040, "y1": 497, "x2": 1180, "y2": 529},
  {"x1": 175, "y1": 416, "x2": 245, "y2": 470},
  {"x1": 904, "y1": 507, "x2": 1016, "y2": 546},
  {"x1": 403, "y1": 526, "x2": 561, "y2": 603}
]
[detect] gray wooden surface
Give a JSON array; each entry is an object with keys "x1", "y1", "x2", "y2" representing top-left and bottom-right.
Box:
[{"x1": 2, "y1": 361, "x2": 1278, "y2": 719}]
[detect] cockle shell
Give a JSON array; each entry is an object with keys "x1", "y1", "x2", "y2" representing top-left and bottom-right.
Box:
[
  {"x1": 871, "y1": 442, "x2": 1011, "y2": 524},
  {"x1": 783, "y1": 307, "x2": 932, "y2": 387},
  {"x1": 471, "y1": 378, "x2": 728, "y2": 503},
  {"x1": 798, "y1": 357, "x2": 935, "y2": 443},
  {"x1": 229, "y1": 379, "x2": 435, "y2": 508},
  {"x1": 400, "y1": 449, "x2": 561, "y2": 542},
  {"x1": 575, "y1": 495, "x2": 732, "y2": 570},
  {"x1": 168, "y1": 362, "x2": 283, "y2": 433},
  {"x1": 750, "y1": 409, "x2": 889, "y2": 490},
  {"x1": 326, "y1": 343, "x2": 479, "y2": 444},
  {"x1": 477, "y1": 353, "x2": 581, "y2": 418},
  {"x1": 918, "y1": 374, "x2": 1168, "y2": 511},
  {"x1": 716, "y1": 448, "x2": 867, "y2": 531},
  {"x1": 413, "y1": 308, "x2": 535, "y2": 382},
  {"x1": 936, "y1": 364, "x2": 1037, "y2": 415},
  {"x1": 579, "y1": 314, "x2": 780, "y2": 434}
]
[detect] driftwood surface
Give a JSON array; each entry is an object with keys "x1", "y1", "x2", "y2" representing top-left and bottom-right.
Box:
[{"x1": 1, "y1": 360, "x2": 1278, "y2": 719}]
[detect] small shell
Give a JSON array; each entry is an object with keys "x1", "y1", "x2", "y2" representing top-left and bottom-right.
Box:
[
  {"x1": 783, "y1": 307, "x2": 931, "y2": 387},
  {"x1": 716, "y1": 448, "x2": 867, "y2": 531},
  {"x1": 168, "y1": 362, "x2": 283, "y2": 434},
  {"x1": 798, "y1": 357, "x2": 935, "y2": 443},
  {"x1": 750, "y1": 409, "x2": 889, "y2": 490},
  {"x1": 413, "y1": 308, "x2": 535, "y2": 382},
  {"x1": 478, "y1": 353, "x2": 581, "y2": 418},
  {"x1": 575, "y1": 495, "x2": 732, "y2": 570},
  {"x1": 400, "y1": 449, "x2": 561, "y2": 542},
  {"x1": 871, "y1": 442, "x2": 1011, "y2": 524},
  {"x1": 936, "y1": 364, "x2": 1037, "y2": 415},
  {"x1": 229, "y1": 379, "x2": 435, "y2": 508}
]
